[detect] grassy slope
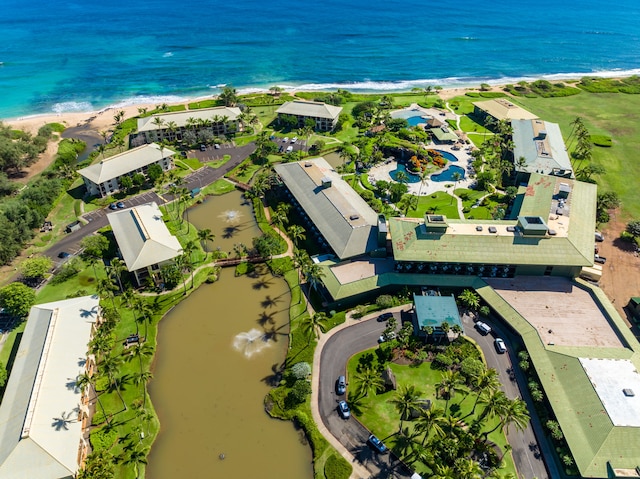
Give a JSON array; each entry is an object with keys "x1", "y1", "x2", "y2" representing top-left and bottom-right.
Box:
[{"x1": 508, "y1": 93, "x2": 640, "y2": 220}]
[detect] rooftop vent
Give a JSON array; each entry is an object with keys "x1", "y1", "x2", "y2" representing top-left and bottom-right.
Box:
[
  {"x1": 506, "y1": 226, "x2": 516, "y2": 233},
  {"x1": 476, "y1": 226, "x2": 483, "y2": 232},
  {"x1": 623, "y1": 388, "x2": 635, "y2": 397},
  {"x1": 538, "y1": 130, "x2": 547, "y2": 139},
  {"x1": 304, "y1": 162, "x2": 312, "y2": 167},
  {"x1": 321, "y1": 177, "x2": 332, "y2": 188},
  {"x1": 488, "y1": 226, "x2": 497, "y2": 233}
]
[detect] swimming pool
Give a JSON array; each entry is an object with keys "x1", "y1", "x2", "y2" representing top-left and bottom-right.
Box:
[
  {"x1": 431, "y1": 165, "x2": 466, "y2": 182},
  {"x1": 389, "y1": 163, "x2": 421, "y2": 183},
  {"x1": 433, "y1": 149, "x2": 458, "y2": 162},
  {"x1": 407, "y1": 115, "x2": 426, "y2": 127}
]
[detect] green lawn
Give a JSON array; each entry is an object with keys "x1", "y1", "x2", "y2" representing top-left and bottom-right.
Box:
[
  {"x1": 406, "y1": 191, "x2": 460, "y2": 219},
  {"x1": 347, "y1": 350, "x2": 516, "y2": 478},
  {"x1": 201, "y1": 179, "x2": 236, "y2": 196},
  {"x1": 207, "y1": 155, "x2": 232, "y2": 169}
]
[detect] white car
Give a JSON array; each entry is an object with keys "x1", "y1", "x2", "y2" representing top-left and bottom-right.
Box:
[
  {"x1": 285, "y1": 146, "x2": 293, "y2": 153},
  {"x1": 283, "y1": 137, "x2": 289, "y2": 143},
  {"x1": 378, "y1": 331, "x2": 397, "y2": 343},
  {"x1": 291, "y1": 137, "x2": 298, "y2": 143},
  {"x1": 494, "y1": 338, "x2": 507, "y2": 354}
]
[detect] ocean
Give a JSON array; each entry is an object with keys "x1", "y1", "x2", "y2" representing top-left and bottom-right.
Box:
[{"x1": 1, "y1": 0, "x2": 639, "y2": 118}]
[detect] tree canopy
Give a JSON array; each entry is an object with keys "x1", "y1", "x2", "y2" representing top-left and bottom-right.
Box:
[{"x1": 0, "y1": 282, "x2": 36, "y2": 318}]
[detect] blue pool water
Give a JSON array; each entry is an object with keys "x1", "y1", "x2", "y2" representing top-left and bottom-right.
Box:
[
  {"x1": 434, "y1": 150, "x2": 459, "y2": 163},
  {"x1": 389, "y1": 163, "x2": 421, "y2": 183},
  {"x1": 407, "y1": 116, "x2": 426, "y2": 127},
  {"x1": 431, "y1": 165, "x2": 466, "y2": 182}
]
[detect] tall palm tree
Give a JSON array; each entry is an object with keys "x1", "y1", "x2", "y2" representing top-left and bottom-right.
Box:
[
  {"x1": 430, "y1": 463, "x2": 456, "y2": 479},
  {"x1": 287, "y1": 225, "x2": 306, "y2": 246},
  {"x1": 416, "y1": 406, "x2": 446, "y2": 445},
  {"x1": 485, "y1": 398, "x2": 530, "y2": 436},
  {"x1": 395, "y1": 170, "x2": 409, "y2": 185},
  {"x1": 151, "y1": 117, "x2": 165, "y2": 141},
  {"x1": 124, "y1": 447, "x2": 149, "y2": 479},
  {"x1": 197, "y1": 228, "x2": 215, "y2": 259},
  {"x1": 302, "y1": 263, "x2": 325, "y2": 293},
  {"x1": 97, "y1": 279, "x2": 117, "y2": 310},
  {"x1": 458, "y1": 289, "x2": 480, "y2": 311},
  {"x1": 454, "y1": 457, "x2": 483, "y2": 479},
  {"x1": 475, "y1": 389, "x2": 509, "y2": 427},
  {"x1": 468, "y1": 368, "x2": 500, "y2": 416},
  {"x1": 353, "y1": 367, "x2": 384, "y2": 399},
  {"x1": 436, "y1": 370, "x2": 466, "y2": 413},
  {"x1": 107, "y1": 258, "x2": 127, "y2": 293},
  {"x1": 300, "y1": 312, "x2": 327, "y2": 342},
  {"x1": 390, "y1": 384, "x2": 423, "y2": 431},
  {"x1": 450, "y1": 171, "x2": 462, "y2": 205}
]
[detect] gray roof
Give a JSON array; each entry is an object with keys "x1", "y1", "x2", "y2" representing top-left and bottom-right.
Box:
[
  {"x1": 274, "y1": 158, "x2": 378, "y2": 259},
  {"x1": 512, "y1": 119, "x2": 573, "y2": 176},
  {"x1": 0, "y1": 296, "x2": 100, "y2": 479},
  {"x1": 137, "y1": 106, "x2": 242, "y2": 132},
  {"x1": 107, "y1": 202, "x2": 182, "y2": 271},
  {"x1": 276, "y1": 101, "x2": 342, "y2": 120},
  {"x1": 78, "y1": 143, "x2": 175, "y2": 184}
]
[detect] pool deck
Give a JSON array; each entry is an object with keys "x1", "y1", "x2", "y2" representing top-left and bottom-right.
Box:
[{"x1": 366, "y1": 142, "x2": 476, "y2": 196}]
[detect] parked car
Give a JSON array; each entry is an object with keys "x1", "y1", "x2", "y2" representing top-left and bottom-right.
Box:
[
  {"x1": 494, "y1": 338, "x2": 507, "y2": 354},
  {"x1": 283, "y1": 137, "x2": 289, "y2": 143},
  {"x1": 475, "y1": 321, "x2": 492, "y2": 335},
  {"x1": 594, "y1": 254, "x2": 607, "y2": 264},
  {"x1": 109, "y1": 203, "x2": 118, "y2": 210},
  {"x1": 200, "y1": 144, "x2": 207, "y2": 151},
  {"x1": 286, "y1": 146, "x2": 293, "y2": 153},
  {"x1": 378, "y1": 331, "x2": 397, "y2": 343},
  {"x1": 336, "y1": 375, "x2": 346, "y2": 395},
  {"x1": 377, "y1": 312, "x2": 393, "y2": 322},
  {"x1": 337, "y1": 400, "x2": 350, "y2": 419},
  {"x1": 214, "y1": 144, "x2": 221, "y2": 149},
  {"x1": 368, "y1": 434, "x2": 387, "y2": 454},
  {"x1": 116, "y1": 201, "x2": 125, "y2": 208},
  {"x1": 57, "y1": 251, "x2": 70, "y2": 259},
  {"x1": 291, "y1": 136, "x2": 298, "y2": 143},
  {"x1": 595, "y1": 231, "x2": 605, "y2": 242}
]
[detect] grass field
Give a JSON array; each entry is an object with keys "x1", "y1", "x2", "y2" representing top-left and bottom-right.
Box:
[
  {"x1": 406, "y1": 191, "x2": 460, "y2": 219},
  {"x1": 496, "y1": 93, "x2": 640, "y2": 220}
]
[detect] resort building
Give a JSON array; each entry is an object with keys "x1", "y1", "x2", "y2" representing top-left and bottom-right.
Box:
[
  {"x1": 274, "y1": 158, "x2": 381, "y2": 259},
  {"x1": 78, "y1": 143, "x2": 175, "y2": 197},
  {"x1": 276, "y1": 101, "x2": 343, "y2": 131},
  {"x1": 0, "y1": 296, "x2": 101, "y2": 479},
  {"x1": 107, "y1": 202, "x2": 183, "y2": 286},
  {"x1": 412, "y1": 293, "x2": 462, "y2": 340},
  {"x1": 472, "y1": 98, "x2": 538, "y2": 122},
  {"x1": 136, "y1": 106, "x2": 242, "y2": 143},
  {"x1": 428, "y1": 124, "x2": 459, "y2": 144},
  {"x1": 315, "y1": 173, "x2": 596, "y2": 305},
  {"x1": 511, "y1": 119, "x2": 574, "y2": 178}
]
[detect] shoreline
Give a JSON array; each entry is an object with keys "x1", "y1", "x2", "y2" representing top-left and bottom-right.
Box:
[{"x1": 3, "y1": 72, "x2": 637, "y2": 136}]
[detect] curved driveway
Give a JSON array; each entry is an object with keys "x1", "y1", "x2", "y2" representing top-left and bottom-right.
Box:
[{"x1": 312, "y1": 307, "x2": 549, "y2": 479}]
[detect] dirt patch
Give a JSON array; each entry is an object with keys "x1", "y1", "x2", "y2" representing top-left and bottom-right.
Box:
[{"x1": 597, "y1": 209, "x2": 640, "y2": 324}]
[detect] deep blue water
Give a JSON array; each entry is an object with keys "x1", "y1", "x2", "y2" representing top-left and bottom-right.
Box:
[
  {"x1": 431, "y1": 165, "x2": 466, "y2": 182},
  {"x1": 1, "y1": 0, "x2": 640, "y2": 118},
  {"x1": 389, "y1": 163, "x2": 421, "y2": 183}
]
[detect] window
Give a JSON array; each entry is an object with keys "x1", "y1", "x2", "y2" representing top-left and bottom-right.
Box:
[{"x1": 544, "y1": 266, "x2": 553, "y2": 276}]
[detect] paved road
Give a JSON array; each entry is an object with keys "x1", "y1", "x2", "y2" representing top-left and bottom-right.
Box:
[
  {"x1": 319, "y1": 309, "x2": 413, "y2": 479},
  {"x1": 317, "y1": 309, "x2": 549, "y2": 479},
  {"x1": 463, "y1": 313, "x2": 550, "y2": 479}
]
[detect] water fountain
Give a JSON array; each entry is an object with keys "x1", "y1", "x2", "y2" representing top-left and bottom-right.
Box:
[
  {"x1": 233, "y1": 328, "x2": 271, "y2": 358},
  {"x1": 220, "y1": 210, "x2": 242, "y2": 224}
]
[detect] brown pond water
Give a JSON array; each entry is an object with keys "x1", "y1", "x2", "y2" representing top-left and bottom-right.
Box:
[{"x1": 146, "y1": 191, "x2": 313, "y2": 478}]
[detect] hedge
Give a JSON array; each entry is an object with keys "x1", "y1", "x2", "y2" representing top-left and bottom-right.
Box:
[{"x1": 324, "y1": 453, "x2": 352, "y2": 479}]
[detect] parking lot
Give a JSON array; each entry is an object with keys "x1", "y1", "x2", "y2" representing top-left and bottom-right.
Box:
[{"x1": 82, "y1": 191, "x2": 165, "y2": 224}]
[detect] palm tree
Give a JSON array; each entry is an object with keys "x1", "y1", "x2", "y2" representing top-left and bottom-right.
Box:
[
  {"x1": 107, "y1": 258, "x2": 127, "y2": 293},
  {"x1": 287, "y1": 225, "x2": 306, "y2": 246},
  {"x1": 468, "y1": 368, "x2": 500, "y2": 416},
  {"x1": 300, "y1": 311, "x2": 327, "y2": 342},
  {"x1": 395, "y1": 170, "x2": 409, "y2": 185},
  {"x1": 302, "y1": 263, "x2": 325, "y2": 292},
  {"x1": 353, "y1": 367, "x2": 384, "y2": 399},
  {"x1": 430, "y1": 463, "x2": 456, "y2": 479},
  {"x1": 415, "y1": 406, "x2": 446, "y2": 445},
  {"x1": 485, "y1": 397, "x2": 529, "y2": 436},
  {"x1": 458, "y1": 289, "x2": 480, "y2": 311},
  {"x1": 450, "y1": 171, "x2": 462, "y2": 205},
  {"x1": 271, "y1": 202, "x2": 291, "y2": 227},
  {"x1": 124, "y1": 447, "x2": 149, "y2": 479},
  {"x1": 197, "y1": 228, "x2": 215, "y2": 259},
  {"x1": 151, "y1": 117, "x2": 165, "y2": 141},
  {"x1": 390, "y1": 384, "x2": 423, "y2": 431},
  {"x1": 393, "y1": 427, "x2": 421, "y2": 462},
  {"x1": 436, "y1": 370, "x2": 466, "y2": 413},
  {"x1": 475, "y1": 389, "x2": 509, "y2": 427},
  {"x1": 454, "y1": 457, "x2": 483, "y2": 479},
  {"x1": 338, "y1": 145, "x2": 353, "y2": 169},
  {"x1": 97, "y1": 279, "x2": 117, "y2": 310}
]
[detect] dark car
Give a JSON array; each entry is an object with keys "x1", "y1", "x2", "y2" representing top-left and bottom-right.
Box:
[
  {"x1": 368, "y1": 434, "x2": 387, "y2": 454},
  {"x1": 109, "y1": 203, "x2": 118, "y2": 210},
  {"x1": 377, "y1": 312, "x2": 393, "y2": 322},
  {"x1": 336, "y1": 375, "x2": 346, "y2": 395},
  {"x1": 337, "y1": 400, "x2": 350, "y2": 419},
  {"x1": 200, "y1": 144, "x2": 207, "y2": 151},
  {"x1": 57, "y1": 251, "x2": 70, "y2": 259},
  {"x1": 116, "y1": 201, "x2": 125, "y2": 209}
]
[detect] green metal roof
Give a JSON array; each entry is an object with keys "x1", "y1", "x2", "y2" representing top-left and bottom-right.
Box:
[
  {"x1": 390, "y1": 174, "x2": 596, "y2": 268},
  {"x1": 413, "y1": 294, "x2": 462, "y2": 330},
  {"x1": 475, "y1": 280, "x2": 640, "y2": 478}
]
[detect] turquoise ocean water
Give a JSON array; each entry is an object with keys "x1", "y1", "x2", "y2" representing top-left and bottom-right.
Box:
[{"x1": 1, "y1": 0, "x2": 639, "y2": 118}]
